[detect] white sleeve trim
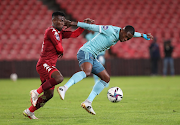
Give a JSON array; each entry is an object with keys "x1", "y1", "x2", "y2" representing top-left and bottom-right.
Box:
[{"x1": 99, "y1": 26, "x2": 101, "y2": 33}]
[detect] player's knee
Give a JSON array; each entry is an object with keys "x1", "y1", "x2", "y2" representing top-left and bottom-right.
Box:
[
  {"x1": 105, "y1": 76, "x2": 110, "y2": 83},
  {"x1": 84, "y1": 71, "x2": 91, "y2": 77},
  {"x1": 51, "y1": 71, "x2": 64, "y2": 83},
  {"x1": 103, "y1": 75, "x2": 110, "y2": 83},
  {"x1": 55, "y1": 76, "x2": 64, "y2": 83}
]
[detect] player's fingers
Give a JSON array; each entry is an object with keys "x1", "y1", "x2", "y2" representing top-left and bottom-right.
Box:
[
  {"x1": 90, "y1": 19, "x2": 95, "y2": 22},
  {"x1": 148, "y1": 35, "x2": 153, "y2": 40},
  {"x1": 84, "y1": 18, "x2": 94, "y2": 23}
]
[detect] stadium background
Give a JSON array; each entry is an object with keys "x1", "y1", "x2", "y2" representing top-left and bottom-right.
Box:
[{"x1": 0, "y1": 0, "x2": 180, "y2": 78}]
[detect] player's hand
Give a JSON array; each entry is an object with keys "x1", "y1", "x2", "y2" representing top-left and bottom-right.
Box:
[
  {"x1": 143, "y1": 33, "x2": 153, "y2": 40},
  {"x1": 58, "y1": 53, "x2": 63, "y2": 58},
  {"x1": 83, "y1": 18, "x2": 94, "y2": 24},
  {"x1": 64, "y1": 19, "x2": 72, "y2": 29},
  {"x1": 146, "y1": 33, "x2": 153, "y2": 40}
]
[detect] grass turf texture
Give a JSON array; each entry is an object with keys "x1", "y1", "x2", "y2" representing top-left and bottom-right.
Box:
[{"x1": 0, "y1": 76, "x2": 180, "y2": 125}]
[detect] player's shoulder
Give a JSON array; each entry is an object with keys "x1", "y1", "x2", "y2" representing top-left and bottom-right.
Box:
[
  {"x1": 46, "y1": 26, "x2": 59, "y2": 35},
  {"x1": 101, "y1": 25, "x2": 111, "y2": 30},
  {"x1": 46, "y1": 26, "x2": 56, "y2": 32},
  {"x1": 101, "y1": 25, "x2": 116, "y2": 31},
  {"x1": 112, "y1": 26, "x2": 121, "y2": 34},
  {"x1": 101, "y1": 25, "x2": 120, "y2": 34}
]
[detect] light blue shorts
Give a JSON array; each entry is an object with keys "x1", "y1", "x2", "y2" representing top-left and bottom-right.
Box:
[{"x1": 77, "y1": 50, "x2": 105, "y2": 74}]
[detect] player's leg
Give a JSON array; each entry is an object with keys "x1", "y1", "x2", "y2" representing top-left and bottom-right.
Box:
[
  {"x1": 35, "y1": 66, "x2": 63, "y2": 95},
  {"x1": 154, "y1": 58, "x2": 158, "y2": 75},
  {"x1": 169, "y1": 57, "x2": 175, "y2": 76},
  {"x1": 23, "y1": 108, "x2": 38, "y2": 119},
  {"x1": 35, "y1": 71, "x2": 63, "y2": 94},
  {"x1": 23, "y1": 89, "x2": 54, "y2": 119},
  {"x1": 31, "y1": 64, "x2": 63, "y2": 106},
  {"x1": 93, "y1": 74, "x2": 99, "y2": 84},
  {"x1": 57, "y1": 50, "x2": 93, "y2": 100},
  {"x1": 57, "y1": 61, "x2": 92, "y2": 100},
  {"x1": 92, "y1": 55, "x2": 105, "y2": 84},
  {"x1": 35, "y1": 89, "x2": 54, "y2": 109},
  {"x1": 81, "y1": 59, "x2": 109, "y2": 115},
  {"x1": 152, "y1": 58, "x2": 156, "y2": 75},
  {"x1": 84, "y1": 70, "x2": 110, "y2": 100},
  {"x1": 163, "y1": 58, "x2": 168, "y2": 76}
]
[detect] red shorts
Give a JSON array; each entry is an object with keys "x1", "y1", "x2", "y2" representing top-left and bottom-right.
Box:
[{"x1": 36, "y1": 62, "x2": 58, "y2": 89}]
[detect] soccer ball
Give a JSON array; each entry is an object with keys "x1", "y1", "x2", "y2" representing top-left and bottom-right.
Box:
[
  {"x1": 107, "y1": 87, "x2": 123, "y2": 103},
  {"x1": 10, "y1": 73, "x2": 18, "y2": 81}
]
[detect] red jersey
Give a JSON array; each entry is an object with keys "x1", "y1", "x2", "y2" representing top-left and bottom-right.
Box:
[{"x1": 37, "y1": 26, "x2": 84, "y2": 67}]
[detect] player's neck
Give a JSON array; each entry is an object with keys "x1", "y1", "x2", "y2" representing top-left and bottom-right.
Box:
[{"x1": 52, "y1": 25, "x2": 62, "y2": 31}]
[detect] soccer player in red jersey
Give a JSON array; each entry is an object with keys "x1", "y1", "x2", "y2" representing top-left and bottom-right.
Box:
[{"x1": 23, "y1": 11, "x2": 87, "y2": 119}]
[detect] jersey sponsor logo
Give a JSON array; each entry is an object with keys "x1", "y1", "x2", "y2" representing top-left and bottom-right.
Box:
[
  {"x1": 102, "y1": 25, "x2": 108, "y2": 30},
  {"x1": 52, "y1": 29, "x2": 60, "y2": 41},
  {"x1": 56, "y1": 34, "x2": 60, "y2": 41}
]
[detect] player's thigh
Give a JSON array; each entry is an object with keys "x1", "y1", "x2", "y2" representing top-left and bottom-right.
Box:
[
  {"x1": 91, "y1": 58, "x2": 105, "y2": 74},
  {"x1": 91, "y1": 59, "x2": 110, "y2": 83},
  {"x1": 80, "y1": 62, "x2": 93, "y2": 75},
  {"x1": 77, "y1": 50, "x2": 94, "y2": 75},
  {"x1": 36, "y1": 63, "x2": 59, "y2": 83}
]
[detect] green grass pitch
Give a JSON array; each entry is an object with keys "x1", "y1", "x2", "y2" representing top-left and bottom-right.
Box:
[{"x1": 0, "y1": 76, "x2": 180, "y2": 125}]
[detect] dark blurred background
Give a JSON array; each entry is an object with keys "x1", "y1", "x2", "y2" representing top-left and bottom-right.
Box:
[{"x1": 0, "y1": 0, "x2": 180, "y2": 78}]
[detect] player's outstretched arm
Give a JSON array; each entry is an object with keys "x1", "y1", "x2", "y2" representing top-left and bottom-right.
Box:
[
  {"x1": 65, "y1": 18, "x2": 94, "y2": 28},
  {"x1": 134, "y1": 32, "x2": 153, "y2": 40},
  {"x1": 62, "y1": 18, "x2": 94, "y2": 38},
  {"x1": 65, "y1": 18, "x2": 101, "y2": 32},
  {"x1": 83, "y1": 18, "x2": 95, "y2": 24}
]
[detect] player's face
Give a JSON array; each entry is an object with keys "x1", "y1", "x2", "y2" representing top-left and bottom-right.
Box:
[
  {"x1": 119, "y1": 29, "x2": 133, "y2": 42},
  {"x1": 52, "y1": 15, "x2": 65, "y2": 31}
]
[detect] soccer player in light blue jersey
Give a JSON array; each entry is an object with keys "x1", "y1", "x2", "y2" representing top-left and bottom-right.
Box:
[
  {"x1": 57, "y1": 18, "x2": 153, "y2": 115},
  {"x1": 85, "y1": 30, "x2": 107, "y2": 85}
]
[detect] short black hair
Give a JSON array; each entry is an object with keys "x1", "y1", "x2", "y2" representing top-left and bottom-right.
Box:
[
  {"x1": 52, "y1": 11, "x2": 65, "y2": 17},
  {"x1": 124, "y1": 25, "x2": 135, "y2": 35}
]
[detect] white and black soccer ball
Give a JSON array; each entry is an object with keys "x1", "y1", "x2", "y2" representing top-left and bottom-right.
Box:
[{"x1": 107, "y1": 87, "x2": 123, "y2": 103}]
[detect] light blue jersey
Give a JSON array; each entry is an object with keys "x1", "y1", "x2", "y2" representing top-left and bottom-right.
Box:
[
  {"x1": 78, "y1": 22, "x2": 120, "y2": 58},
  {"x1": 85, "y1": 32, "x2": 99, "y2": 41},
  {"x1": 85, "y1": 32, "x2": 105, "y2": 56},
  {"x1": 78, "y1": 22, "x2": 141, "y2": 58}
]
